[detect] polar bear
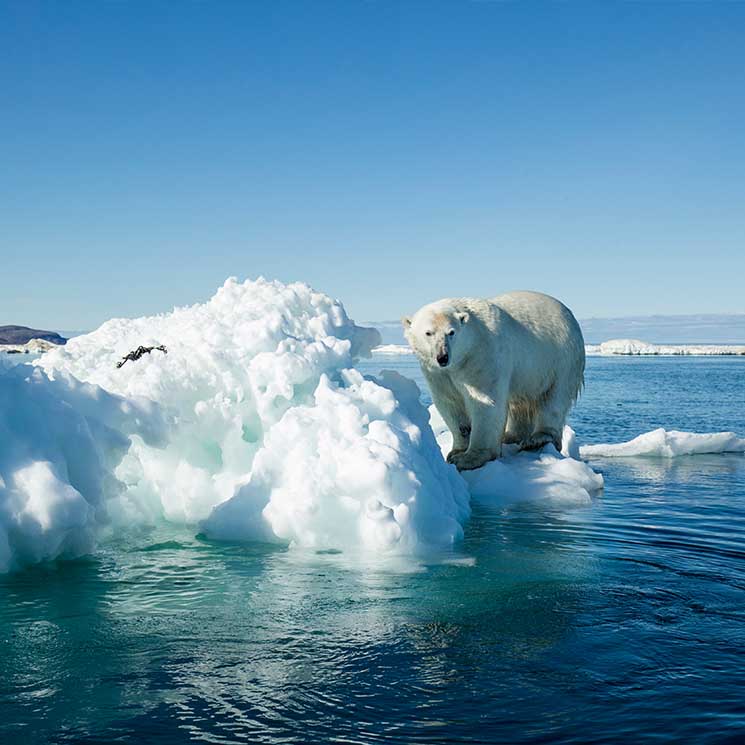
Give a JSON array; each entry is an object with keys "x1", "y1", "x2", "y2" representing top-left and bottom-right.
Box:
[{"x1": 403, "y1": 291, "x2": 585, "y2": 471}]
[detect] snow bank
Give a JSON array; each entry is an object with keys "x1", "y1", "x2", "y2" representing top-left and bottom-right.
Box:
[
  {"x1": 37, "y1": 277, "x2": 469, "y2": 556},
  {"x1": 580, "y1": 429, "x2": 745, "y2": 458},
  {"x1": 429, "y1": 407, "x2": 603, "y2": 507},
  {"x1": 0, "y1": 364, "x2": 166, "y2": 573},
  {"x1": 587, "y1": 339, "x2": 745, "y2": 356}
]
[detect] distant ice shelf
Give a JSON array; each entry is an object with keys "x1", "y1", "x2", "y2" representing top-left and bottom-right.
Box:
[
  {"x1": 0, "y1": 339, "x2": 65, "y2": 356},
  {"x1": 372, "y1": 340, "x2": 745, "y2": 357},
  {"x1": 585, "y1": 339, "x2": 745, "y2": 356}
]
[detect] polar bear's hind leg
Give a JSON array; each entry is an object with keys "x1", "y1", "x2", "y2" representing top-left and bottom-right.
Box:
[
  {"x1": 504, "y1": 398, "x2": 535, "y2": 445},
  {"x1": 521, "y1": 383, "x2": 568, "y2": 452}
]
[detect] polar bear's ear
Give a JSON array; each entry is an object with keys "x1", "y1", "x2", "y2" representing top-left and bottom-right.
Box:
[
  {"x1": 401, "y1": 316, "x2": 412, "y2": 329},
  {"x1": 458, "y1": 312, "x2": 469, "y2": 325}
]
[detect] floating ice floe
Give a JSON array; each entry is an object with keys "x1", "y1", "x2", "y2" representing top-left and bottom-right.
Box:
[
  {"x1": 580, "y1": 429, "x2": 745, "y2": 458},
  {"x1": 429, "y1": 407, "x2": 604, "y2": 507},
  {"x1": 0, "y1": 338, "x2": 65, "y2": 356}
]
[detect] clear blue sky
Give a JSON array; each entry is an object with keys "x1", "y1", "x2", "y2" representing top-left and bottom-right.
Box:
[{"x1": 2, "y1": 1, "x2": 744, "y2": 329}]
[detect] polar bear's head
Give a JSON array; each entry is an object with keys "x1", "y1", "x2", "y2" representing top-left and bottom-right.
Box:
[{"x1": 402, "y1": 301, "x2": 471, "y2": 371}]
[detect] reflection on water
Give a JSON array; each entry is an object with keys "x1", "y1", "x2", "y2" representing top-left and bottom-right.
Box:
[
  {"x1": 589, "y1": 451, "x2": 745, "y2": 485},
  {"x1": 1, "y1": 510, "x2": 593, "y2": 744},
  {"x1": 1, "y1": 357, "x2": 745, "y2": 743}
]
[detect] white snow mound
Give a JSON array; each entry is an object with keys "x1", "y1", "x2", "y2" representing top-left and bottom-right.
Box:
[
  {"x1": 203, "y1": 370, "x2": 469, "y2": 551},
  {"x1": 580, "y1": 428, "x2": 745, "y2": 457},
  {"x1": 39, "y1": 277, "x2": 383, "y2": 524},
  {"x1": 36, "y1": 277, "x2": 469, "y2": 556}
]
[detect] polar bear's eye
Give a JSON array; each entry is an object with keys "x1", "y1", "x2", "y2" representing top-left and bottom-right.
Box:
[{"x1": 425, "y1": 331, "x2": 433, "y2": 337}]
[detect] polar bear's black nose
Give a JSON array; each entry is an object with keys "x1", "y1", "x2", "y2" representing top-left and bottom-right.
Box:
[{"x1": 437, "y1": 352, "x2": 449, "y2": 367}]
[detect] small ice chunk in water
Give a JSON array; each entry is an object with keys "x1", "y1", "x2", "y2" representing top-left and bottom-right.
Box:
[{"x1": 580, "y1": 428, "x2": 745, "y2": 457}]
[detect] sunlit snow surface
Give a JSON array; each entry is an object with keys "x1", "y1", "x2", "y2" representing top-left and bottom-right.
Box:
[{"x1": 2, "y1": 278, "x2": 744, "y2": 573}]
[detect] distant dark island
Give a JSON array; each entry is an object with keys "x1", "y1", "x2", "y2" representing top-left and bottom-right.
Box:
[{"x1": 0, "y1": 325, "x2": 66, "y2": 345}]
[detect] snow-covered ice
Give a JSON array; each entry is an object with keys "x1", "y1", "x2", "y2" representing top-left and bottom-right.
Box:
[
  {"x1": 429, "y1": 407, "x2": 604, "y2": 507},
  {"x1": 581, "y1": 429, "x2": 745, "y2": 458},
  {"x1": 39, "y1": 277, "x2": 386, "y2": 525}
]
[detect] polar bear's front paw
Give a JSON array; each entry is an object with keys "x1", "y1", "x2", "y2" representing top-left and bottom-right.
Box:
[
  {"x1": 446, "y1": 448, "x2": 467, "y2": 464},
  {"x1": 451, "y1": 448, "x2": 499, "y2": 471}
]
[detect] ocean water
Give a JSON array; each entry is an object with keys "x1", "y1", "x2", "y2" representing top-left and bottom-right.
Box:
[{"x1": 2, "y1": 356, "x2": 744, "y2": 744}]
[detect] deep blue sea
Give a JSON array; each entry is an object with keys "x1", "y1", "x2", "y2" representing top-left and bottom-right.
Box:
[{"x1": 2, "y1": 356, "x2": 744, "y2": 744}]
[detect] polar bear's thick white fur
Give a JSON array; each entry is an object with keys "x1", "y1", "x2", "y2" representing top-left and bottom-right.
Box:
[{"x1": 403, "y1": 291, "x2": 585, "y2": 471}]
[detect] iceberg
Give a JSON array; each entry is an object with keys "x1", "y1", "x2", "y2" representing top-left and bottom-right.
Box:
[
  {"x1": 32, "y1": 277, "x2": 468, "y2": 560},
  {"x1": 39, "y1": 277, "x2": 385, "y2": 524}
]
